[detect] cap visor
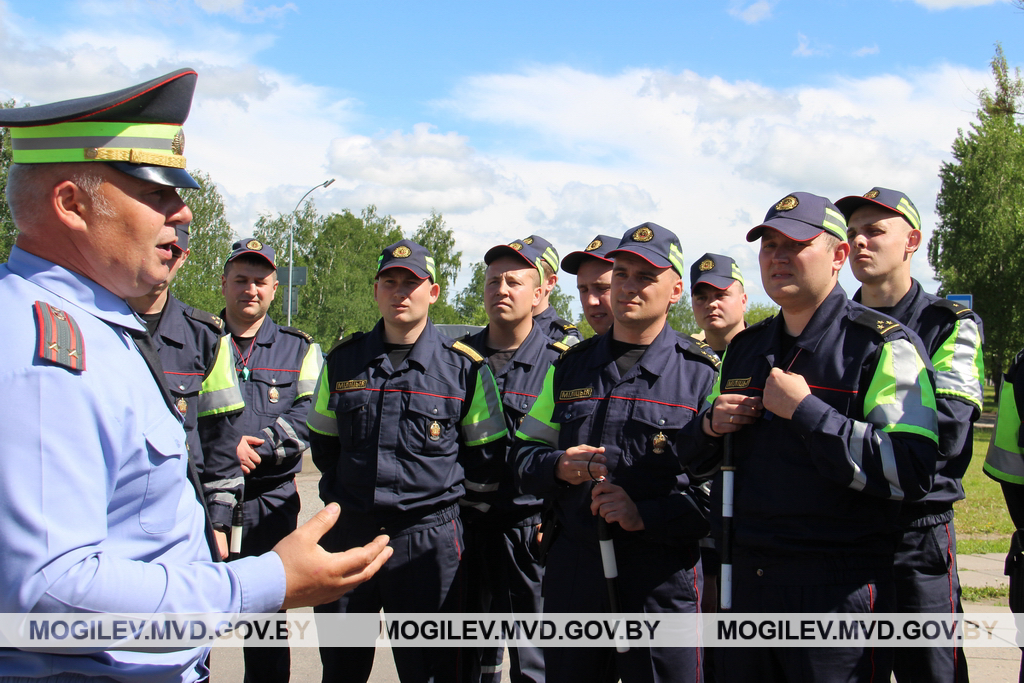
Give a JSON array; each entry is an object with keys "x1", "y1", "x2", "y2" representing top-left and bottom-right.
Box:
[
  {"x1": 378, "y1": 264, "x2": 429, "y2": 280},
  {"x1": 228, "y1": 250, "x2": 276, "y2": 269},
  {"x1": 693, "y1": 274, "x2": 735, "y2": 290},
  {"x1": 485, "y1": 245, "x2": 537, "y2": 270},
  {"x1": 174, "y1": 224, "x2": 190, "y2": 252},
  {"x1": 606, "y1": 247, "x2": 672, "y2": 270},
  {"x1": 110, "y1": 162, "x2": 199, "y2": 189},
  {"x1": 746, "y1": 218, "x2": 823, "y2": 243},
  {"x1": 561, "y1": 251, "x2": 612, "y2": 275}
]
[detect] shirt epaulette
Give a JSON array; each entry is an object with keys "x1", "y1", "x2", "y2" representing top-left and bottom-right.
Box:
[
  {"x1": 852, "y1": 308, "x2": 903, "y2": 339},
  {"x1": 328, "y1": 331, "x2": 363, "y2": 355},
  {"x1": 931, "y1": 297, "x2": 975, "y2": 320},
  {"x1": 558, "y1": 334, "x2": 599, "y2": 361},
  {"x1": 561, "y1": 321, "x2": 578, "y2": 333},
  {"x1": 551, "y1": 340, "x2": 570, "y2": 353},
  {"x1": 452, "y1": 339, "x2": 485, "y2": 364},
  {"x1": 184, "y1": 306, "x2": 224, "y2": 333},
  {"x1": 33, "y1": 301, "x2": 86, "y2": 372},
  {"x1": 679, "y1": 335, "x2": 721, "y2": 369},
  {"x1": 280, "y1": 326, "x2": 314, "y2": 344}
]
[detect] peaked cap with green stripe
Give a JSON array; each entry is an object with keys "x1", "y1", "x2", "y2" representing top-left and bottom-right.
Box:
[
  {"x1": 607, "y1": 221, "x2": 686, "y2": 277},
  {"x1": 835, "y1": 187, "x2": 922, "y2": 233},
  {"x1": 377, "y1": 239, "x2": 436, "y2": 282},
  {"x1": 0, "y1": 68, "x2": 199, "y2": 189}
]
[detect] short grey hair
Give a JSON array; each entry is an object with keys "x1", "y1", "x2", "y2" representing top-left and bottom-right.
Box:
[{"x1": 6, "y1": 163, "x2": 114, "y2": 229}]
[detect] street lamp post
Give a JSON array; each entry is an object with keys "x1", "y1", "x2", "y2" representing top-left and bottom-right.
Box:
[{"x1": 287, "y1": 178, "x2": 335, "y2": 326}]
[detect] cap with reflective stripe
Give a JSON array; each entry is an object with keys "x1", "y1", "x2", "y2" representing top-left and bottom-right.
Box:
[
  {"x1": 835, "y1": 187, "x2": 922, "y2": 232},
  {"x1": 747, "y1": 192, "x2": 848, "y2": 243},
  {"x1": 0, "y1": 69, "x2": 199, "y2": 189}
]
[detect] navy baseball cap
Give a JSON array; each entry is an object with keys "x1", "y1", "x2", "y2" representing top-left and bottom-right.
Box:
[
  {"x1": 746, "y1": 192, "x2": 848, "y2": 243},
  {"x1": 521, "y1": 235, "x2": 559, "y2": 273},
  {"x1": 835, "y1": 187, "x2": 922, "y2": 232},
  {"x1": 485, "y1": 240, "x2": 544, "y2": 277},
  {"x1": 0, "y1": 69, "x2": 200, "y2": 189},
  {"x1": 690, "y1": 253, "x2": 744, "y2": 290},
  {"x1": 560, "y1": 234, "x2": 618, "y2": 275},
  {"x1": 607, "y1": 222, "x2": 685, "y2": 277},
  {"x1": 227, "y1": 237, "x2": 276, "y2": 269},
  {"x1": 377, "y1": 240, "x2": 436, "y2": 282}
]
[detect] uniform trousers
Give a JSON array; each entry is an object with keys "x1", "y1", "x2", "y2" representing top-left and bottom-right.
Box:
[
  {"x1": 715, "y1": 577, "x2": 896, "y2": 683},
  {"x1": 542, "y1": 533, "x2": 702, "y2": 683},
  {"x1": 239, "y1": 479, "x2": 301, "y2": 683},
  {"x1": 316, "y1": 505, "x2": 464, "y2": 683},
  {"x1": 892, "y1": 520, "x2": 969, "y2": 683},
  {"x1": 461, "y1": 518, "x2": 545, "y2": 683}
]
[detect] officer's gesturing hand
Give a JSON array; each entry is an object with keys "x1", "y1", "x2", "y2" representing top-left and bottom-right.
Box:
[
  {"x1": 556, "y1": 444, "x2": 607, "y2": 485},
  {"x1": 703, "y1": 394, "x2": 763, "y2": 436},
  {"x1": 762, "y1": 367, "x2": 811, "y2": 420},
  {"x1": 273, "y1": 503, "x2": 393, "y2": 610},
  {"x1": 236, "y1": 434, "x2": 264, "y2": 474},
  {"x1": 590, "y1": 480, "x2": 644, "y2": 531}
]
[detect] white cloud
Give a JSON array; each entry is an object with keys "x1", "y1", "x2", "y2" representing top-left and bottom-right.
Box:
[
  {"x1": 854, "y1": 44, "x2": 880, "y2": 57},
  {"x1": 906, "y1": 0, "x2": 1006, "y2": 8},
  {"x1": 193, "y1": 0, "x2": 297, "y2": 23},
  {"x1": 728, "y1": 1, "x2": 776, "y2": 24},
  {"x1": 793, "y1": 32, "x2": 827, "y2": 57}
]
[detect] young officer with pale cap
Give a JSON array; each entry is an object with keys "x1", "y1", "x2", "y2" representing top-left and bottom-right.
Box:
[
  {"x1": 220, "y1": 236, "x2": 323, "y2": 682},
  {"x1": 689, "y1": 253, "x2": 748, "y2": 358},
  {"x1": 837, "y1": 187, "x2": 984, "y2": 683},
  {"x1": 309, "y1": 240, "x2": 508, "y2": 683},
  {"x1": 561, "y1": 234, "x2": 618, "y2": 336},
  {"x1": 691, "y1": 192, "x2": 940, "y2": 682},
  {"x1": 459, "y1": 241, "x2": 568, "y2": 683},
  {"x1": 0, "y1": 69, "x2": 390, "y2": 681},
  {"x1": 520, "y1": 234, "x2": 582, "y2": 345},
  {"x1": 126, "y1": 225, "x2": 246, "y2": 561},
  {"x1": 514, "y1": 222, "x2": 719, "y2": 683}
]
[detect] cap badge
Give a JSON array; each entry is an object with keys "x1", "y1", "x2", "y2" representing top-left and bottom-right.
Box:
[
  {"x1": 522, "y1": 237, "x2": 534, "y2": 245},
  {"x1": 429, "y1": 420, "x2": 442, "y2": 441},
  {"x1": 775, "y1": 196, "x2": 799, "y2": 211},
  {"x1": 510, "y1": 242, "x2": 524, "y2": 251},
  {"x1": 699, "y1": 259, "x2": 714, "y2": 272},
  {"x1": 652, "y1": 432, "x2": 668, "y2": 455},
  {"x1": 171, "y1": 129, "x2": 185, "y2": 156},
  {"x1": 585, "y1": 239, "x2": 603, "y2": 252},
  {"x1": 864, "y1": 190, "x2": 880, "y2": 199},
  {"x1": 268, "y1": 386, "x2": 280, "y2": 404},
  {"x1": 632, "y1": 227, "x2": 654, "y2": 242},
  {"x1": 393, "y1": 245, "x2": 412, "y2": 258},
  {"x1": 246, "y1": 239, "x2": 263, "y2": 250},
  {"x1": 176, "y1": 397, "x2": 188, "y2": 415}
]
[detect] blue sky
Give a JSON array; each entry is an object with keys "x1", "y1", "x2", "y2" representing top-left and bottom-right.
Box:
[{"x1": 1, "y1": 0, "x2": 1020, "y2": 305}]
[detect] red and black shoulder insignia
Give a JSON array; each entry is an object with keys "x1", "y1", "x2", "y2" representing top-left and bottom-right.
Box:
[
  {"x1": 33, "y1": 301, "x2": 85, "y2": 372},
  {"x1": 185, "y1": 306, "x2": 224, "y2": 332}
]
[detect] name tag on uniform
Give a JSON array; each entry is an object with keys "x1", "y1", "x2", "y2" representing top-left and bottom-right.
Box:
[
  {"x1": 724, "y1": 377, "x2": 751, "y2": 390},
  {"x1": 559, "y1": 387, "x2": 593, "y2": 400},
  {"x1": 335, "y1": 379, "x2": 368, "y2": 391}
]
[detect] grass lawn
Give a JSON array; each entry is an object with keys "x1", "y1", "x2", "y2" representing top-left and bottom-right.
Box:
[{"x1": 954, "y1": 428, "x2": 1014, "y2": 554}]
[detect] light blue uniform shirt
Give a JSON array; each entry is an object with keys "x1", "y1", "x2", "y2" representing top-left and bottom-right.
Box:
[{"x1": 0, "y1": 247, "x2": 286, "y2": 682}]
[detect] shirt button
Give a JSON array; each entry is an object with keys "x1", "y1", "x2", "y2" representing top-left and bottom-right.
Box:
[
  {"x1": 756, "y1": 569, "x2": 764, "y2": 577},
  {"x1": 432, "y1": 408, "x2": 438, "y2": 414},
  {"x1": 179, "y1": 385, "x2": 185, "y2": 391},
  {"x1": 658, "y1": 418, "x2": 665, "y2": 425},
  {"x1": 522, "y1": 402, "x2": 528, "y2": 409}
]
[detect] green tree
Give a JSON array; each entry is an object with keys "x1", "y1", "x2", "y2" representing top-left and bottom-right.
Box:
[
  {"x1": 170, "y1": 169, "x2": 235, "y2": 314},
  {"x1": 746, "y1": 301, "x2": 779, "y2": 325},
  {"x1": 454, "y1": 261, "x2": 488, "y2": 326},
  {"x1": 548, "y1": 283, "x2": 575, "y2": 322},
  {"x1": 667, "y1": 300, "x2": 701, "y2": 336},
  {"x1": 411, "y1": 210, "x2": 462, "y2": 324},
  {"x1": 1, "y1": 99, "x2": 17, "y2": 262},
  {"x1": 930, "y1": 43, "x2": 1024, "y2": 382}
]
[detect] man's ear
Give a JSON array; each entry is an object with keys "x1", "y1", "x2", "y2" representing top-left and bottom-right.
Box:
[{"x1": 51, "y1": 180, "x2": 92, "y2": 233}]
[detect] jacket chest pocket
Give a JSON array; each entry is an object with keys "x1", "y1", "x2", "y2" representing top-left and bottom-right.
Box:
[
  {"x1": 140, "y1": 415, "x2": 188, "y2": 535},
  {"x1": 331, "y1": 390, "x2": 373, "y2": 448},
  {"x1": 551, "y1": 399, "x2": 597, "y2": 447},
  {"x1": 503, "y1": 392, "x2": 537, "y2": 431},
  {"x1": 248, "y1": 369, "x2": 297, "y2": 417},
  {"x1": 407, "y1": 394, "x2": 462, "y2": 454},
  {"x1": 627, "y1": 400, "x2": 691, "y2": 466}
]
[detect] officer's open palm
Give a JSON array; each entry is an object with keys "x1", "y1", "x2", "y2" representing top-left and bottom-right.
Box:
[{"x1": 274, "y1": 503, "x2": 393, "y2": 610}]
